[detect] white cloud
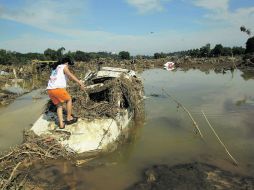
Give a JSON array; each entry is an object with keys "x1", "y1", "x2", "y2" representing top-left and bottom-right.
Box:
[
  {"x1": 193, "y1": 0, "x2": 229, "y2": 11},
  {"x1": 192, "y1": 0, "x2": 254, "y2": 29},
  {"x1": 126, "y1": 0, "x2": 170, "y2": 14},
  {"x1": 0, "y1": 0, "x2": 252, "y2": 55},
  {"x1": 0, "y1": 0, "x2": 88, "y2": 32}
]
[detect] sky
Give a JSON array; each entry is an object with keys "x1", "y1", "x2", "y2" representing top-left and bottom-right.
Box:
[{"x1": 0, "y1": 0, "x2": 254, "y2": 55}]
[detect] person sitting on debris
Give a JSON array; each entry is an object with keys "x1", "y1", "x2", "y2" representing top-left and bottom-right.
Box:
[{"x1": 47, "y1": 57, "x2": 85, "y2": 129}]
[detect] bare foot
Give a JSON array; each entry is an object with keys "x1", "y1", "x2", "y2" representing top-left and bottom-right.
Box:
[
  {"x1": 66, "y1": 116, "x2": 74, "y2": 121},
  {"x1": 59, "y1": 122, "x2": 65, "y2": 129}
]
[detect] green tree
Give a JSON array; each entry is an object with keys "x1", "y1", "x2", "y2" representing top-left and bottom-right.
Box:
[
  {"x1": 0, "y1": 50, "x2": 19, "y2": 65},
  {"x1": 240, "y1": 26, "x2": 251, "y2": 36},
  {"x1": 119, "y1": 51, "x2": 130, "y2": 60},
  {"x1": 199, "y1": 43, "x2": 211, "y2": 57},
  {"x1": 211, "y1": 44, "x2": 223, "y2": 57},
  {"x1": 74, "y1": 51, "x2": 91, "y2": 61},
  {"x1": 44, "y1": 48, "x2": 58, "y2": 60},
  {"x1": 245, "y1": 37, "x2": 254, "y2": 54},
  {"x1": 222, "y1": 47, "x2": 232, "y2": 56},
  {"x1": 154, "y1": 52, "x2": 166, "y2": 59},
  {"x1": 57, "y1": 47, "x2": 65, "y2": 59},
  {"x1": 188, "y1": 49, "x2": 200, "y2": 57},
  {"x1": 232, "y1": 46, "x2": 245, "y2": 55}
]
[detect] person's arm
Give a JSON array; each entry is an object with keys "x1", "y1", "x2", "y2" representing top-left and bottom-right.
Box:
[{"x1": 63, "y1": 66, "x2": 85, "y2": 90}]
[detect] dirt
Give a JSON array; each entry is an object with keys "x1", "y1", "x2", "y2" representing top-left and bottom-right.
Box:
[{"x1": 128, "y1": 162, "x2": 254, "y2": 190}]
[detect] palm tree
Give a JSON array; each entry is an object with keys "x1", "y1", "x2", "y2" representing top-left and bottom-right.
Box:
[{"x1": 240, "y1": 26, "x2": 251, "y2": 36}]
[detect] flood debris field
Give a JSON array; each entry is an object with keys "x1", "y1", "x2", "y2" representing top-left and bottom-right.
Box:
[
  {"x1": 1, "y1": 55, "x2": 254, "y2": 189},
  {"x1": 70, "y1": 75, "x2": 144, "y2": 119},
  {"x1": 0, "y1": 130, "x2": 75, "y2": 189},
  {"x1": 0, "y1": 67, "x2": 144, "y2": 189},
  {"x1": 1, "y1": 55, "x2": 253, "y2": 107}
]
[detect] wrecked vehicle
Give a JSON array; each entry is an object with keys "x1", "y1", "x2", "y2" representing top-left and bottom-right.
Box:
[{"x1": 31, "y1": 67, "x2": 144, "y2": 155}]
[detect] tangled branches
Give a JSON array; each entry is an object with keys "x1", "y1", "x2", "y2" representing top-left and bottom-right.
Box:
[
  {"x1": 70, "y1": 75, "x2": 144, "y2": 120},
  {"x1": 0, "y1": 130, "x2": 75, "y2": 190}
]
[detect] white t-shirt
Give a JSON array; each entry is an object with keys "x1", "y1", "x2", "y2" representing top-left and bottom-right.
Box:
[{"x1": 47, "y1": 64, "x2": 68, "y2": 89}]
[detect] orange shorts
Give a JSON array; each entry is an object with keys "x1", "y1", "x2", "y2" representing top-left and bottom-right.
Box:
[{"x1": 47, "y1": 88, "x2": 71, "y2": 105}]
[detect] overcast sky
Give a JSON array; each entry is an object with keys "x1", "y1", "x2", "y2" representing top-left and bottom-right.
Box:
[{"x1": 0, "y1": 0, "x2": 253, "y2": 55}]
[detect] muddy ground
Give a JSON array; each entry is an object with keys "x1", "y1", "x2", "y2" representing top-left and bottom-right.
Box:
[{"x1": 128, "y1": 162, "x2": 254, "y2": 190}]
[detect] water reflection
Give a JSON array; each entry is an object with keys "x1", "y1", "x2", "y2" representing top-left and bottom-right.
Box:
[{"x1": 241, "y1": 70, "x2": 254, "y2": 80}]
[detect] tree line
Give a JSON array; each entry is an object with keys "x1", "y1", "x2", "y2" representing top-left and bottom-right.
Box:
[
  {"x1": 154, "y1": 26, "x2": 254, "y2": 59},
  {"x1": 153, "y1": 44, "x2": 246, "y2": 59},
  {"x1": 1, "y1": 26, "x2": 253, "y2": 65},
  {"x1": 0, "y1": 48, "x2": 131, "y2": 65}
]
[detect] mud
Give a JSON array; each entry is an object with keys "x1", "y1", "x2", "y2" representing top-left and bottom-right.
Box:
[{"x1": 128, "y1": 162, "x2": 254, "y2": 190}]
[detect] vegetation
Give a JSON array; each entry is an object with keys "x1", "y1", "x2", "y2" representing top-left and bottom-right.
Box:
[
  {"x1": 240, "y1": 25, "x2": 254, "y2": 54},
  {"x1": 1, "y1": 26, "x2": 252, "y2": 65},
  {"x1": 245, "y1": 37, "x2": 254, "y2": 54},
  {"x1": 119, "y1": 51, "x2": 130, "y2": 60},
  {"x1": 240, "y1": 25, "x2": 251, "y2": 36},
  {"x1": 0, "y1": 48, "x2": 123, "y2": 65},
  {"x1": 154, "y1": 52, "x2": 167, "y2": 59},
  {"x1": 158, "y1": 44, "x2": 244, "y2": 58}
]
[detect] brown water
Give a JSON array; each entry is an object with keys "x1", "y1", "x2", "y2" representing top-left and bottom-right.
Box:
[
  {"x1": 0, "y1": 89, "x2": 48, "y2": 151},
  {"x1": 1, "y1": 69, "x2": 254, "y2": 189}
]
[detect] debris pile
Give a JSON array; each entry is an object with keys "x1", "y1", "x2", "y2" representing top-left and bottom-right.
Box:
[
  {"x1": 46, "y1": 74, "x2": 144, "y2": 120},
  {"x1": 0, "y1": 130, "x2": 74, "y2": 190},
  {"x1": 74, "y1": 75, "x2": 143, "y2": 119}
]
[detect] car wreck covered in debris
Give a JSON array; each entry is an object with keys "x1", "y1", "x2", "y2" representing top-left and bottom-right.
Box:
[{"x1": 31, "y1": 67, "x2": 144, "y2": 155}]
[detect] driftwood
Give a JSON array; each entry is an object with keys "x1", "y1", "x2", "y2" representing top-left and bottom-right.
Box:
[
  {"x1": 201, "y1": 110, "x2": 238, "y2": 165},
  {"x1": 67, "y1": 75, "x2": 144, "y2": 120},
  {"x1": 162, "y1": 89, "x2": 204, "y2": 139},
  {"x1": 0, "y1": 130, "x2": 75, "y2": 189},
  {"x1": 1, "y1": 162, "x2": 22, "y2": 190}
]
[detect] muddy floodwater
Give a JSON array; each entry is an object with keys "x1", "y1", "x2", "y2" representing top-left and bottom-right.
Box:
[
  {"x1": 0, "y1": 90, "x2": 48, "y2": 150},
  {"x1": 1, "y1": 68, "x2": 254, "y2": 189}
]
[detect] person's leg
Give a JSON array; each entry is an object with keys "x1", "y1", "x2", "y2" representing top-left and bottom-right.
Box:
[
  {"x1": 57, "y1": 103, "x2": 65, "y2": 128},
  {"x1": 66, "y1": 99, "x2": 74, "y2": 121}
]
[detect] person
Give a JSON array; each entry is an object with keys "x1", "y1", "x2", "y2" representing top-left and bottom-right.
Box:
[{"x1": 46, "y1": 57, "x2": 85, "y2": 129}]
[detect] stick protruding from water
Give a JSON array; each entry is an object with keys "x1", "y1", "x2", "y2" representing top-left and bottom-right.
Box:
[
  {"x1": 201, "y1": 110, "x2": 238, "y2": 166},
  {"x1": 162, "y1": 89, "x2": 204, "y2": 139}
]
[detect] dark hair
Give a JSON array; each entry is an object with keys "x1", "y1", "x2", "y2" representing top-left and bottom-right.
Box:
[
  {"x1": 61, "y1": 57, "x2": 74, "y2": 65},
  {"x1": 51, "y1": 57, "x2": 74, "y2": 70}
]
